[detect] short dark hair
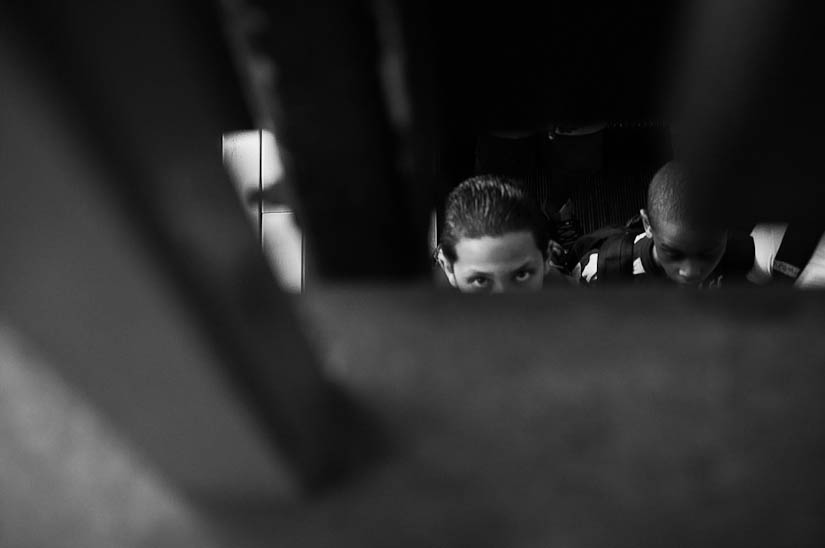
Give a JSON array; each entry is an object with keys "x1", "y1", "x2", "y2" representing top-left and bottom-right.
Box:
[
  {"x1": 439, "y1": 175, "x2": 550, "y2": 262},
  {"x1": 647, "y1": 161, "x2": 714, "y2": 229}
]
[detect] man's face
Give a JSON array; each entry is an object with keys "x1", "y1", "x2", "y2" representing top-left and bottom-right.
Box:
[
  {"x1": 649, "y1": 219, "x2": 727, "y2": 286},
  {"x1": 441, "y1": 231, "x2": 549, "y2": 294}
]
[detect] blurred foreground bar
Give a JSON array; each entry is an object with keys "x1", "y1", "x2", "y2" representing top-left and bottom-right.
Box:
[
  {"x1": 0, "y1": 1, "x2": 352, "y2": 497},
  {"x1": 209, "y1": 287, "x2": 825, "y2": 548},
  {"x1": 672, "y1": 0, "x2": 825, "y2": 226},
  {"x1": 223, "y1": 0, "x2": 430, "y2": 280},
  {"x1": 2, "y1": 284, "x2": 824, "y2": 547}
]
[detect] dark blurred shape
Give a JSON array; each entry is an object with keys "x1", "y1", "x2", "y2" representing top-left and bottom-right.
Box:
[
  {"x1": 210, "y1": 288, "x2": 825, "y2": 548},
  {"x1": 672, "y1": 0, "x2": 825, "y2": 226},
  {"x1": 1, "y1": 1, "x2": 375, "y2": 496},
  {"x1": 221, "y1": 0, "x2": 429, "y2": 281},
  {"x1": 433, "y1": 2, "x2": 680, "y2": 130}
]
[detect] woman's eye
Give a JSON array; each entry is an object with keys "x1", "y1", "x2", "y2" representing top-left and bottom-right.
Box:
[{"x1": 514, "y1": 270, "x2": 534, "y2": 282}]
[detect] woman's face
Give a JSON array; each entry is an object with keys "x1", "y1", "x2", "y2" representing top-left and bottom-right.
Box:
[{"x1": 443, "y1": 231, "x2": 549, "y2": 294}]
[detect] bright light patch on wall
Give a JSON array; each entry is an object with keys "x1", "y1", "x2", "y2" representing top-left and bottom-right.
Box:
[
  {"x1": 221, "y1": 129, "x2": 303, "y2": 293},
  {"x1": 221, "y1": 129, "x2": 284, "y2": 211}
]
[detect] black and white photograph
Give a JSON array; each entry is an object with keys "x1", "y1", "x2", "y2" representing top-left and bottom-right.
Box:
[{"x1": 1, "y1": 1, "x2": 824, "y2": 547}]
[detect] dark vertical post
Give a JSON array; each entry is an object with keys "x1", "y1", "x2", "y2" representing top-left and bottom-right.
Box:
[{"x1": 222, "y1": 0, "x2": 431, "y2": 281}]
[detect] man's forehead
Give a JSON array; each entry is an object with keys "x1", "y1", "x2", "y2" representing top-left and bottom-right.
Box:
[
  {"x1": 455, "y1": 233, "x2": 541, "y2": 273},
  {"x1": 454, "y1": 251, "x2": 538, "y2": 271},
  {"x1": 456, "y1": 258, "x2": 536, "y2": 276},
  {"x1": 454, "y1": 232, "x2": 540, "y2": 263},
  {"x1": 655, "y1": 220, "x2": 726, "y2": 251}
]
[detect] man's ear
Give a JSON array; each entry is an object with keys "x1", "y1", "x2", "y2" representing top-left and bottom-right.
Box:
[
  {"x1": 640, "y1": 209, "x2": 654, "y2": 238},
  {"x1": 436, "y1": 247, "x2": 458, "y2": 287}
]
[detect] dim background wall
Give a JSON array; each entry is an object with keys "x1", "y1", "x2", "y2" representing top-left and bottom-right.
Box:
[{"x1": 470, "y1": 122, "x2": 671, "y2": 234}]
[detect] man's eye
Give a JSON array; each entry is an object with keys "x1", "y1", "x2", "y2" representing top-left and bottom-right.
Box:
[
  {"x1": 514, "y1": 270, "x2": 534, "y2": 282},
  {"x1": 468, "y1": 277, "x2": 489, "y2": 287}
]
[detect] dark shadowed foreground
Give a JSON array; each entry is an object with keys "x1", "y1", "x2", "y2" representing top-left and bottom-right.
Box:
[
  {"x1": 251, "y1": 288, "x2": 825, "y2": 548},
  {"x1": 3, "y1": 288, "x2": 824, "y2": 548}
]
